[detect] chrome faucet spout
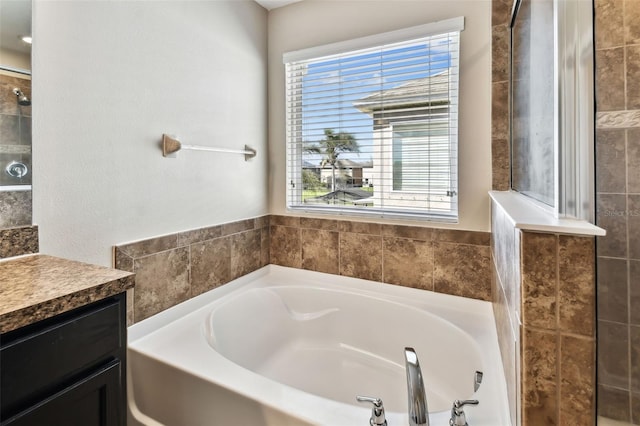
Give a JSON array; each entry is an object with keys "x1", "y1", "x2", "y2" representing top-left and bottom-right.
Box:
[{"x1": 405, "y1": 347, "x2": 429, "y2": 426}]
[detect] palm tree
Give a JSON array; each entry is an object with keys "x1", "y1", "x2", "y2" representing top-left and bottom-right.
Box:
[{"x1": 305, "y1": 129, "x2": 359, "y2": 192}]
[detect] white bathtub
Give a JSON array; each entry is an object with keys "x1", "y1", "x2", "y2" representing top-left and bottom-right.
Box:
[{"x1": 128, "y1": 265, "x2": 511, "y2": 426}]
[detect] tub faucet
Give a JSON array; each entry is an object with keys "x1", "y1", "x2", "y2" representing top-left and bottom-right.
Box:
[{"x1": 404, "y1": 347, "x2": 429, "y2": 426}]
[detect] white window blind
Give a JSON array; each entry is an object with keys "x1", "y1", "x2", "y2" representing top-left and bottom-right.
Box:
[{"x1": 284, "y1": 18, "x2": 462, "y2": 221}]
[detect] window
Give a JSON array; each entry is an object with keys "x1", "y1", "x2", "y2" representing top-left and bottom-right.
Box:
[{"x1": 284, "y1": 18, "x2": 463, "y2": 221}]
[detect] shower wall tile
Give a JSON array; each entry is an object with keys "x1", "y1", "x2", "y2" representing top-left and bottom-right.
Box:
[
  {"x1": 492, "y1": 0, "x2": 512, "y2": 26},
  {"x1": 492, "y1": 24, "x2": 509, "y2": 82},
  {"x1": 596, "y1": 47, "x2": 626, "y2": 111},
  {"x1": 597, "y1": 257, "x2": 629, "y2": 324},
  {"x1": 597, "y1": 193, "x2": 629, "y2": 258},
  {"x1": 631, "y1": 260, "x2": 640, "y2": 325},
  {"x1": 627, "y1": 45, "x2": 640, "y2": 110},
  {"x1": 522, "y1": 328, "x2": 558, "y2": 426},
  {"x1": 598, "y1": 384, "x2": 631, "y2": 422},
  {"x1": 634, "y1": 393, "x2": 640, "y2": 425},
  {"x1": 632, "y1": 325, "x2": 640, "y2": 392},
  {"x1": 628, "y1": 194, "x2": 640, "y2": 259},
  {"x1": 629, "y1": 128, "x2": 640, "y2": 193},
  {"x1": 521, "y1": 232, "x2": 557, "y2": 330},
  {"x1": 596, "y1": 128, "x2": 627, "y2": 193},
  {"x1": 598, "y1": 320, "x2": 630, "y2": 389},
  {"x1": 492, "y1": 81, "x2": 509, "y2": 141},
  {"x1": 595, "y1": 0, "x2": 624, "y2": 49},
  {"x1": 0, "y1": 191, "x2": 31, "y2": 228},
  {"x1": 114, "y1": 215, "x2": 269, "y2": 323}
]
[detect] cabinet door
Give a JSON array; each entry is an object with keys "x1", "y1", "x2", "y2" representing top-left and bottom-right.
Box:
[{"x1": 2, "y1": 360, "x2": 123, "y2": 426}]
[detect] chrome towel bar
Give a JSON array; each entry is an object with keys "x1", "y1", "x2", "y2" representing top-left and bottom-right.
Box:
[{"x1": 162, "y1": 134, "x2": 256, "y2": 161}]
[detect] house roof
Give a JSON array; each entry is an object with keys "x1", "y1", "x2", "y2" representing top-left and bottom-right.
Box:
[
  {"x1": 353, "y1": 69, "x2": 451, "y2": 115},
  {"x1": 302, "y1": 159, "x2": 373, "y2": 169}
]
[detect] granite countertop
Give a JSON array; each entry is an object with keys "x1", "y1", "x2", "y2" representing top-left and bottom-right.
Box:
[{"x1": 0, "y1": 254, "x2": 135, "y2": 334}]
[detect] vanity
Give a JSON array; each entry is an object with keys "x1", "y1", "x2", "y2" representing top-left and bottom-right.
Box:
[{"x1": 0, "y1": 255, "x2": 134, "y2": 426}]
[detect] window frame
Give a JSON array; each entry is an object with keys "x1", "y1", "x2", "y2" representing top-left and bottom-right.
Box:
[{"x1": 284, "y1": 17, "x2": 464, "y2": 222}]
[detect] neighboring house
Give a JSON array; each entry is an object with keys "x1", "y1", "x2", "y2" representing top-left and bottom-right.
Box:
[
  {"x1": 302, "y1": 159, "x2": 374, "y2": 189},
  {"x1": 353, "y1": 69, "x2": 456, "y2": 213}
]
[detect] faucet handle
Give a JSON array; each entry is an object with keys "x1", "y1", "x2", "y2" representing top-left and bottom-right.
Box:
[
  {"x1": 450, "y1": 399, "x2": 479, "y2": 426},
  {"x1": 356, "y1": 395, "x2": 387, "y2": 426}
]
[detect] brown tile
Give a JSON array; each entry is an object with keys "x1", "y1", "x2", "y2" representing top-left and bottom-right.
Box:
[
  {"x1": 598, "y1": 257, "x2": 629, "y2": 323},
  {"x1": 382, "y1": 237, "x2": 433, "y2": 290},
  {"x1": 221, "y1": 218, "x2": 255, "y2": 236},
  {"x1": 598, "y1": 320, "x2": 630, "y2": 389},
  {"x1": 300, "y1": 217, "x2": 338, "y2": 230},
  {"x1": 626, "y1": 0, "x2": 640, "y2": 45},
  {"x1": 522, "y1": 328, "x2": 558, "y2": 426},
  {"x1": 492, "y1": 138, "x2": 510, "y2": 191},
  {"x1": 117, "y1": 234, "x2": 178, "y2": 258},
  {"x1": 260, "y1": 227, "x2": 270, "y2": 267},
  {"x1": 255, "y1": 215, "x2": 270, "y2": 228},
  {"x1": 628, "y1": 45, "x2": 640, "y2": 110},
  {"x1": 381, "y1": 224, "x2": 432, "y2": 241},
  {"x1": 301, "y1": 228, "x2": 339, "y2": 274},
  {"x1": 492, "y1": 0, "x2": 512, "y2": 26},
  {"x1": 126, "y1": 288, "x2": 135, "y2": 327},
  {"x1": 631, "y1": 261, "x2": 640, "y2": 325},
  {"x1": 598, "y1": 384, "x2": 630, "y2": 422},
  {"x1": 433, "y1": 242, "x2": 491, "y2": 300},
  {"x1": 230, "y1": 229, "x2": 261, "y2": 280},
  {"x1": 114, "y1": 247, "x2": 134, "y2": 272},
  {"x1": 633, "y1": 392, "x2": 640, "y2": 424},
  {"x1": 133, "y1": 247, "x2": 190, "y2": 322},
  {"x1": 596, "y1": 128, "x2": 627, "y2": 193},
  {"x1": 632, "y1": 325, "x2": 640, "y2": 393},
  {"x1": 0, "y1": 190, "x2": 32, "y2": 228},
  {"x1": 559, "y1": 335, "x2": 595, "y2": 425},
  {"x1": 595, "y1": 47, "x2": 625, "y2": 111},
  {"x1": 629, "y1": 128, "x2": 640, "y2": 194},
  {"x1": 177, "y1": 225, "x2": 222, "y2": 246},
  {"x1": 595, "y1": 0, "x2": 624, "y2": 49},
  {"x1": 269, "y1": 225, "x2": 301, "y2": 268},
  {"x1": 596, "y1": 194, "x2": 628, "y2": 258},
  {"x1": 492, "y1": 81, "x2": 509, "y2": 140},
  {"x1": 432, "y1": 229, "x2": 490, "y2": 246},
  {"x1": 190, "y1": 238, "x2": 230, "y2": 297},
  {"x1": 270, "y1": 215, "x2": 300, "y2": 227},
  {"x1": 629, "y1": 195, "x2": 640, "y2": 259},
  {"x1": 492, "y1": 24, "x2": 509, "y2": 82},
  {"x1": 338, "y1": 220, "x2": 381, "y2": 235},
  {"x1": 558, "y1": 236, "x2": 595, "y2": 336},
  {"x1": 521, "y1": 232, "x2": 558, "y2": 329},
  {"x1": 339, "y1": 232, "x2": 382, "y2": 281}
]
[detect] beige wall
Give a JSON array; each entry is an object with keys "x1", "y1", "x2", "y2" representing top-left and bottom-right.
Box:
[{"x1": 267, "y1": 0, "x2": 492, "y2": 232}]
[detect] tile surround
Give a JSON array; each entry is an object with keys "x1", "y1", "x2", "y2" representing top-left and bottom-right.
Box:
[
  {"x1": 116, "y1": 215, "x2": 493, "y2": 325},
  {"x1": 0, "y1": 225, "x2": 38, "y2": 259},
  {"x1": 594, "y1": 0, "x2": 640, "y2": 422}
]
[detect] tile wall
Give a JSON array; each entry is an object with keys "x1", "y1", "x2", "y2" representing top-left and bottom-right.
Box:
[
  {"x1": 116, "y1": 215, "x2": 492, "y2": 325},
  {"x1": 0, "y1": 74, "x2": 32, "y2": 228},
  {"x1": 594, "y1": 0, "x2": 640, "y2": 422},
  {"x1": 0, "y1": 225, "x2": 38, "y2": 259},
  {"x1": 114, "y1": 216, "x2": 270, "y2": 324}
]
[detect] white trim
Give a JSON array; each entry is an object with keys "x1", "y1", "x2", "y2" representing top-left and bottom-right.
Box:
[{"x1": 282, "y1": 16, "x2": 465, "y2": 64}]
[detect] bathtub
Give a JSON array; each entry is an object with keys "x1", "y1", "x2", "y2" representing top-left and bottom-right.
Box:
[{"x1": 128, "y1": 265, "x2": 511, "y2": 426}]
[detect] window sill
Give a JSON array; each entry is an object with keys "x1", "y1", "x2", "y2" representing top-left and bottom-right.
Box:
[{"x1": 489, "y1": 191, "x2": 605, "y2": 237}]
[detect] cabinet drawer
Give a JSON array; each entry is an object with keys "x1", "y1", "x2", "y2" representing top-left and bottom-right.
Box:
[{"x1": 1, "y1": 295, "x2": 125, "y2": 418}]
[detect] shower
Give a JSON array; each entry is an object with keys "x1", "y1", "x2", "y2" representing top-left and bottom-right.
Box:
[{"x1": 12, "y1": 88, "x2": 30, "y2": 106}]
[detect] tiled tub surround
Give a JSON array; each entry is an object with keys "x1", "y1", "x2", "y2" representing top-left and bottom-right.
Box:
[
  {"x1": 116, "y1": 215, "x2": 492, "y2": 326},
  {"x1": 114, "y1": 216, "x2": 270, "y2": 324},
  {"x1": 0, "y1": 74, "x2": 32, "y2": 228},
  {"x1": 492, "y1": 198, "x2": 597, "y2": 426},
  {"x1": 0, "y1": 225, "x2": 38, "y2": 259},
  {"x1": 594, "y1": 0, "x2": 640, "y2": 422}
]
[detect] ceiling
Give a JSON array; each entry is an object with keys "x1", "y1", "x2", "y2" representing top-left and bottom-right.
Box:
[
  {"x1": 254, "y1": 0, "x2": 303, "y2": 10},
  {"x1": 0, "y1": 0, "x2": 31, "y2": 54}
]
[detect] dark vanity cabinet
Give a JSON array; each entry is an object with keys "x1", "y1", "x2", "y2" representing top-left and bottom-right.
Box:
[{"x1": 0, "y1": 293, "x2": 127, "y2": 426}]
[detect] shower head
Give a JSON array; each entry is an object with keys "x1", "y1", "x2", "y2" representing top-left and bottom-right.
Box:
[{"x1": 12, "y1": 88, "x2": 31, "y2": 106}]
